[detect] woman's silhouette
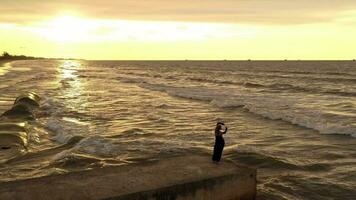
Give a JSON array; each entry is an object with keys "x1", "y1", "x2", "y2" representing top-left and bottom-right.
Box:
[{"x1": 212, "y1": 122, "x2": 227, "y2": 162}]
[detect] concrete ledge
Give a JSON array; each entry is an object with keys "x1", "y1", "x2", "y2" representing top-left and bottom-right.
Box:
[{"x1": 0, "y1": 155, "x2": 256, "y2": 200}]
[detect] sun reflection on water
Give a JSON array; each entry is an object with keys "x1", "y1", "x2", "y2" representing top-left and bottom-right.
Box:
[
  {"x1": 0, "y1": 63, "x2": 12, "y2": 76},
  {"x1": 57, "y1": 60, "x2": 89, "y2": 111}
]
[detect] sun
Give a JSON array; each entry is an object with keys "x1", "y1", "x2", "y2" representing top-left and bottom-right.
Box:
[{"x1": 42, "y1": 15, "x2": 94, "y2": 43}]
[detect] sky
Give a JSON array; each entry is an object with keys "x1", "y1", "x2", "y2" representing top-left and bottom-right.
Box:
[{"x1": 0, "y1": 0, "x2": 356, "y2": 60}]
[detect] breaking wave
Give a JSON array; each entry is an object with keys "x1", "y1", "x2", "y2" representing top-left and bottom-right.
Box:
[{"x1": 140, "y1": 83, "x2": 356, "y2": 137}]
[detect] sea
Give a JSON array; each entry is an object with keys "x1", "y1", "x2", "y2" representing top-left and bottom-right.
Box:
[{"x1": 0, "y1": 60, "x2": 355, "y2": 199}]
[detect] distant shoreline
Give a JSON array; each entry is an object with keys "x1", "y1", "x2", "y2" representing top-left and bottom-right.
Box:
[
  {"x1": 1, "y1": 58, "x2": 355, "y2": 62},
  {"x1": 87, "y1": 59, "x2": 356, "y2": 62},
  {"x1": 0, "y1": 60, "x2": 9, "y2": 66}
]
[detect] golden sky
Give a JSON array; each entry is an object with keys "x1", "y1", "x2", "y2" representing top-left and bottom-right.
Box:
[{"x1": 1, "y1": 0, "x2": 356, "y2": 60}]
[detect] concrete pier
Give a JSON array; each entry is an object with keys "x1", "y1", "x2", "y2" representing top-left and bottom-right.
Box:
[{"x1": 0, "y1": 155, "x2": 256, "y2": 200}]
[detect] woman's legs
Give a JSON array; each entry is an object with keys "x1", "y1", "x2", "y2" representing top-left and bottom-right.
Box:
[{"x1": 212, "y1": 140, "x2": 224, "y2": 162}]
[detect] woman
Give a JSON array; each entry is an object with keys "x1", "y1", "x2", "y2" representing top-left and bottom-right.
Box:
[{"x1": 212, "y1": 122, "x2": 228, "y2": 162}]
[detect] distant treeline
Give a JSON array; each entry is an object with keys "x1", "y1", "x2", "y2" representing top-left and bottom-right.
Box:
[{"x1": 0, "y1": 51, "x2": 44, "y2": 61}]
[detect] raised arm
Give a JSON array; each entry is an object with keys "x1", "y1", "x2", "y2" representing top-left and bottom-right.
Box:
[{"x1": 223, "y1": 127, "x2": 228, "y2": 134}]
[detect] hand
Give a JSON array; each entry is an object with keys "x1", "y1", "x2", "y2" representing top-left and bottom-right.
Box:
[{"x1": 223, "y1": 127, "x2": 228, "y2": 134}]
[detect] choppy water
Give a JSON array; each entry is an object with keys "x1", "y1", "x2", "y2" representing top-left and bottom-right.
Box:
[{"x1": 0, "y1": 60, "x2": 356, "y2": 199}]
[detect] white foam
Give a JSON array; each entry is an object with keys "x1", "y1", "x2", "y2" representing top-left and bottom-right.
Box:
[
  {"x1": 141, "y1": 83, "x2": 356, "y2": 137},
  {"x1": 46, "y1": 116, "x2": 123, "y2": 157},
  {"x1": 40, "y1": 96, "x2": 65, "y2": 116},
  {"x1": 46, "y1": 117, "x2": 89, "y2": 144},
  {"x1": 75, "y1": 136, "x2": 120, "y2": 157},
  {"x1": 50, "y1": 134, "x2": 189, "y2": 161},
  {"x1": 51, "y1": 149, "x2": 73, "y2": 161},
  {"x1": 210, "y1": 98, "x2": 245, "y2": 108}
]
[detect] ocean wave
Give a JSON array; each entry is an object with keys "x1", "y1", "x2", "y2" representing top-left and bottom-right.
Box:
[
  {"x1": 326, "y1": 102, "x2": 355, "y2": 109},
  {"x1": 45, "y1": 117, "x2": 90, "y2": 144},
  {"x1": 226, "y1": 146, "x2": 332, "y2": 171},
  {"x1": 40, "y1": 96, "x2": 65, "y2": 116},
  {"x1": 118, "y1": 71, "x2": 356, "y2": 98},
  {"x1": 46, "y1": 119, "x2": 188, "y2": 159},
  {"x1": 227, "y1": 147, "x2": 299, "y2": 170},
  {"x1": 241, "y1": 82, "x2": 356, "y2": 97},
  {"x1": 155, "y1": 103, "x2": 171, "y2": 109},
  {"x1": 243, "y1": 82, "x2": 265, "y2": 88},
  {"x1": 186, "y1": 77, "x2": 236, "y2": 85},
  {"x1": 234, "y1": 152, "x2": 298, "y2": 169},
  {"x1": 50, "y1": 150, "x2": 104, "y2": 169},
  {"x1": 72, "y1": 136, "x2": 119, "y2": 157},
  {"x1": 141, "y1": 83, "x2": 356, "y2": 137},
  {"x1": 324, "y1": 90, "x2": 356, "y2": 97},
  {"x1": 109, "y1": 128, "x2": 150, "y2": 138},
  {"x1": 117, "y1": 76, "x2": 148, "y2": 84},
  {"x1": 49, "y1": 134, "x2": 189, "y2": 162}
]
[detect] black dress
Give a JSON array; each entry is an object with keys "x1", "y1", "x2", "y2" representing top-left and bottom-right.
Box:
[{"x1": 212, "y1": 135, "x2": 225, "y2": 162}]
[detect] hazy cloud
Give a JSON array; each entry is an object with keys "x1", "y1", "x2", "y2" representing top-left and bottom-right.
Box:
[{"x1": 1, "y1": 0, "x2": 356, "y2": 24}]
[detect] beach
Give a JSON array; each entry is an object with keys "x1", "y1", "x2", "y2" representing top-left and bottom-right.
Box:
[{"x1": 0, "y1": 60, "x2": 356, "y2": 199}]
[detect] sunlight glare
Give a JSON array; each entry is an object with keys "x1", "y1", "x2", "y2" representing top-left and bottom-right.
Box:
[
  {"x1": 32, "y1": 15, "x2": 253, "y2": 43},
  {"x1": 43, "y1": 15, "x2": 93, "y2": 42}
]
